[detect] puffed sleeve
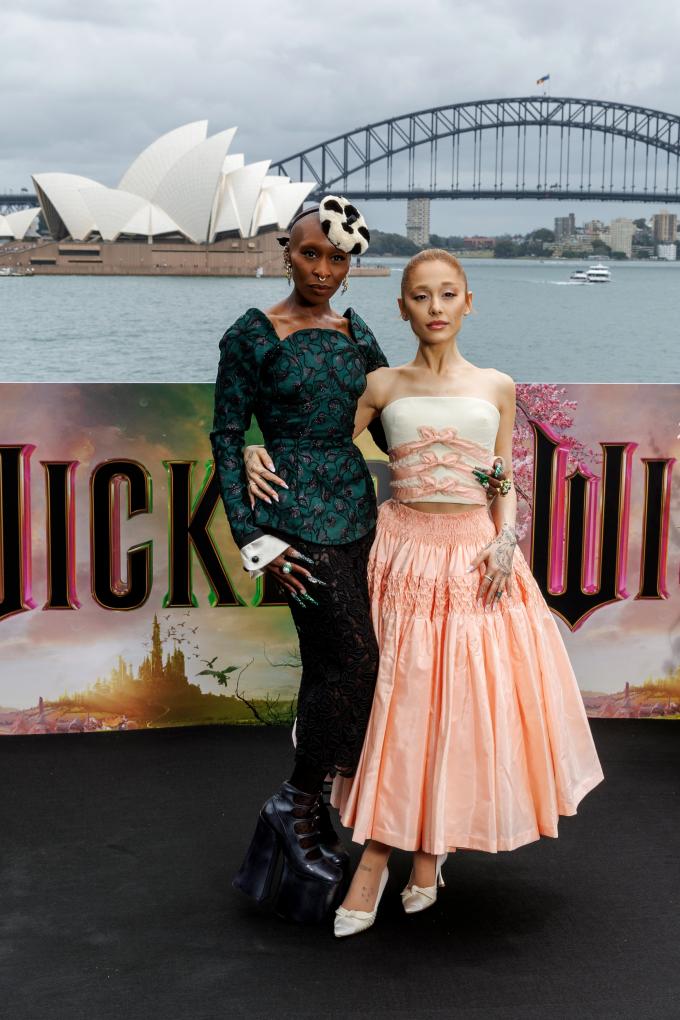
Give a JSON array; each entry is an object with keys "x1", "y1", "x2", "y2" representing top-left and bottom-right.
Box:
[
  {"x1": 348, "y1": 307, "x2": 390, "y2": 374},
  {"x1": 209, "y1": 314, "x2": 289, "y2": 576}
]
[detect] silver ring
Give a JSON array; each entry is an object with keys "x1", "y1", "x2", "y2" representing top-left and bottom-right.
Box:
[
  {"x1": 281, "y1": 562, "x2": 292, "y2": 575},
  {"x1": 483, "y1": 574, "x2": 493, "y2": 581}
]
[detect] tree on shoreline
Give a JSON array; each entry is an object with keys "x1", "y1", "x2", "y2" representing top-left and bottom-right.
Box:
[{"x1": 367, "y1": 230, "x2": 420, "y2": 256}]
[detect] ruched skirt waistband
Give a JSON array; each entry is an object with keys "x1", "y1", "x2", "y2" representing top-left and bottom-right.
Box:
[{"x1": 377, "y1": 499, "x2": 494, "y2": 543}]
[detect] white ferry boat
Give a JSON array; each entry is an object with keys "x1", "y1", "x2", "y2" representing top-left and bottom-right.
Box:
[
  {"x1": 586, "y1": 263, "x2": 611, "y2": 283},
  {"x1": 0, "y1": 266, "x2": 34, "y2": 277},
  {"x1": 569, "y1": 269, "x2": 589, "y2": 283}
]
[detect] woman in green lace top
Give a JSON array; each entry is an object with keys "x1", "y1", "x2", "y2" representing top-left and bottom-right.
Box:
[
  {"x1": 211, "y1": 305, "x2": 387, "y2": 552},
  {"x1": 210, "y1": 197, "x2": 387, "y2": 923}
]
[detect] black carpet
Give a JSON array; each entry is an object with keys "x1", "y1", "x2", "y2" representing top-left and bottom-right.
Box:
[{"x1": 1, "y1": 720, "x2": 677, "y2": 1020}]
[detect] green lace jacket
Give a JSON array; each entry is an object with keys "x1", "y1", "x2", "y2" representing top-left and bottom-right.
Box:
[{"x1": 210, "y1": 306, "x2": 389, "y2": 550}]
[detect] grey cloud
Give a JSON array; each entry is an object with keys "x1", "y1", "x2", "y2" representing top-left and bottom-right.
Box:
[{"x1": 2, "y1": 0, "x2": 679, "y2": 234}]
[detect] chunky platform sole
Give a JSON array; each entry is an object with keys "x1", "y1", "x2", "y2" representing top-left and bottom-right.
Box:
[
  {"x1": 273, "y1": 858, "x2": 342, "y2": 924},
  {"x1": 232, "y1": 813, "x2": 344, "y2": 924},
  {"x1": 232, "y1": 814, "x2": 280, "y2": 904}
]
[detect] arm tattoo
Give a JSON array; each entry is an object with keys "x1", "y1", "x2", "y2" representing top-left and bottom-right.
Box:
[
  {"x1": 480, "y1": 523, "x2": 517, "y2": 576},
  {"x1": 500, "y1": 522, "x2": 517, "y2": 542},
  {"x1": 494, "y1": 524, "x2": 517, "y2": 574}
]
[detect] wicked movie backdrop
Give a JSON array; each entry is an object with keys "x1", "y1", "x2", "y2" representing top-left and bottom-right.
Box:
[{"x1": 0, "y1": 382, "x2": 678, "y2": 734}]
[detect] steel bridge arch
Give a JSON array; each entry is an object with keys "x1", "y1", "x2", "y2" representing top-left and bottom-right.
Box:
[{"x1": 270, "y1": 96, "x2": 680, "y2": 202}]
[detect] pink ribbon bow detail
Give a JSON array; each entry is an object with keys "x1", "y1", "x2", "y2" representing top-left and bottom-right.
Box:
[{"x1": 389, "y1": 425, "x2": 495, "y2": 469}]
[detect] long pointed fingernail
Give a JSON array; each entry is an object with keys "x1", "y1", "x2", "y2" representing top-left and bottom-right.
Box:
[
  {"x1": 272, "y1": 493, "x2": 279, "y2": 502},
  {"x1": 290, "y1": 552, "x2": 314, "y2": 565},
  {"x1": 307, "y1": 575, "x2": 328, "y2": 586},
  {"x1": 290, "y1": 593, "x2": 307, "y2": 608},
  {"x1": 267, "y1": 462, "x2": 276, "y2": 471},
  {"x1": 466, "y1": 565, "x2": 475, "y2": 573},
  {"x1": 301, "y1": 593, "x2": 319, "y2": 606}
]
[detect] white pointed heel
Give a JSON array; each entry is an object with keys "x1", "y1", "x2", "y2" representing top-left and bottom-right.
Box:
[
  {"x1": 334, "y1": 866, "x2": 389, "y2": 938},
  {"x1": 400, "y1": 853, "x2": 447, "y2": 914}
]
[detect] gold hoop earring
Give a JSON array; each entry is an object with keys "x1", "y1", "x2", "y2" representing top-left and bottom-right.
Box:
[{"x1": 341, "y1": 274, "x2": 349, "y2": 294}]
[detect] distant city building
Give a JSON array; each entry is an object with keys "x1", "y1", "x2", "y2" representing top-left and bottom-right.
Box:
[
  {"x1": 652, "y1": 209, "x2": 678, "y2": 243},
  {"x1": 604, "y1": 217, "x2": 636, "y2": 257},
  {"x1": 463, "y1": 235, "x2": 495, "y2": 249},
  {"x1": 656, "y1": 243, "x2": 677, "y2": 260},
  {"x1": 554, "y1": 213, "x2": 576, "y2": 242},
  {"x1": 406, "y1": 198, "x2": 430, "y2": 247},
  {"x1": 583, "y1": 218, "x2": 605, "y2": 236},
  {"x1": 27, "y1": 121, "x2": 315, "y2": 244},
  {"x1": 560, "y1": 235, "x2": 594, "y2": 252}
]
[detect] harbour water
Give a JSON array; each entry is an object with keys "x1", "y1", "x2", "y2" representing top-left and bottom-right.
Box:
[{"x1": 1, "y1": 257, "x2": 678, "y2": 383}]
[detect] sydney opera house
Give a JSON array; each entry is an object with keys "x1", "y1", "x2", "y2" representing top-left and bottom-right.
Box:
[{"x1": 0, "y1": 122, "x2": 319, "y2": 275}]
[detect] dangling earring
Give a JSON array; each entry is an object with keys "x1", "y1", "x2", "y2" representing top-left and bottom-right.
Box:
[
  {"x1": 283, "y1": 248, "x2": 292, "y2": 285},
  {"x1": 341, "y1": 273, "x2": 349, "y2": 294}
]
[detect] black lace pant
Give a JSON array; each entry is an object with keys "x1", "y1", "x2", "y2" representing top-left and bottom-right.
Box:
[{"x1": 273, "y1": 528, "x2": 379, "y2": 779}]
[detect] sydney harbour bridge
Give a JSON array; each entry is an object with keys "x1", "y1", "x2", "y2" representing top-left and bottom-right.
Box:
[
  {"x1": 3, "y1": 96, "x2": 680, "y2": 213},
  {"x1": 270, "y1": 96, "x2": 680, "y2": 204}
]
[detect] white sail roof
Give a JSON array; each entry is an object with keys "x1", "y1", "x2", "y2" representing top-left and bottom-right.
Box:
[
  {"x1": 4, "y1": 207, "x2": 42, "y2": 239},
  {"x1": 268, "y1": 181, "x2": 316, "y2": 228},
  {"x1": 250, "y1": 181, "x2": 315, "y2": 235},
  {"x1": 0, "y1": 213, "x2": 12, "y2": 237},
  {"x1": 152, "y1": 127, "x2": 237, "y2": 243},
  {"x1": 212, "y1": 160, "x2": 270, "y2": 239},
  {"x1": 250, "y1": 190, "x2": 279, "y2": 234},
  {"x1": 32, "y1": 173, "x2": 101, "y2": 240},
  {"x1": 118, "y1": 121, "x2": 208, "y2": 201},
  {"x1": 79, "y1": 187, "x2": 147, "y2": 241},
  {"x1": 122, "y1": 203, "x2": 181, "y2": 238},
  {"x1": 29, "y1": 123, "x2": 316, "y2": 243}
]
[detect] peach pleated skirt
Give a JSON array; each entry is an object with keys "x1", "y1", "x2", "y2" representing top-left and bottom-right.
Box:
[{"x1": 331, "y1": 501, "x2": 604, "y2": 854}]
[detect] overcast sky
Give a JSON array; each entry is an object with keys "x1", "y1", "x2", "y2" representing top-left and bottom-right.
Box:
[{"x1": 2, "y1": 0, "x2": 680, "y2": 235}]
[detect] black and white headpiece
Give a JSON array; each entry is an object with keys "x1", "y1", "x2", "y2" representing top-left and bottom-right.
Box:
[
  {"x1": 277, "y1": 195, "x2": 371, "y2": 255},
  {"x1": 319, "y1": 195, "x2": 370, "y2": 255}
]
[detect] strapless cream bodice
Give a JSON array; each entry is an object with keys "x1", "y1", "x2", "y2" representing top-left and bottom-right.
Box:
[{"x1": 381, "y1": 395, "x2": 500, "y2": 505}]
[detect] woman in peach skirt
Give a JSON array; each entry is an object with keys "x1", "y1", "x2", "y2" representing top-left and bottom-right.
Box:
[{"x1": 246, "y1": 249, "x2": 604, "y2": 936}]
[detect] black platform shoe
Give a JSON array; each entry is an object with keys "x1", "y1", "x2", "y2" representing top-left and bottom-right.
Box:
[
  {"x1": 232, "y1": 782, "x2": 343, "y2": 924},
  {"x1": 317, "y1": 782, "x2": 350, "y2": 872}
]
